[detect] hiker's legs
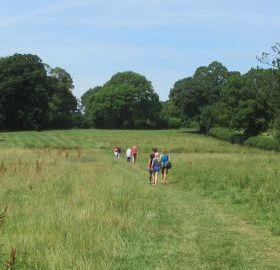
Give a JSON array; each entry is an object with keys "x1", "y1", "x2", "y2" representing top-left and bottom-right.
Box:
[
  {"x1": 154, "y1": 172, "x2": 158, "y2": 186},
  {"x1": 163, "y1": 169, "x2": 168, "y2": 183},
  {"x1": 161, "y1": 167, "x2": 164, "y2": 180}
]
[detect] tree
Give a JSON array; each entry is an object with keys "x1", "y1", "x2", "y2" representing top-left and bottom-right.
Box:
[
  {"x1": 81, "y1": 86, "x2": 102, "y2": 113},
  {"x1": 200, "y1": 102, "x2": 232, "y2": 133},
  {"x1": 0, "y1": 54, "x2": 78, "y2": 130},
  {"x1": 0, "y1": 54, "x2": 50, "y2": 130},
  {"x1": 169, "y1": 61, "x2": 230, "y2": 129},
  {"x1": 257, "y1": 42, "x2": 280, "y2": 137},
  {"x1": 229, "y1": 69, "x2": 272, "y2": 136},
  {"x1": 193, "y1": 61, "x2": 229, "y2": 105},
  {"x1": 160, "y1": 100, "x2": 182, "y2": 128},
  {"x1": 169, "y1": 77, "x2": 203, "y2": 121},
  {"x1": 47, "y1": 67, "x2": 77, "y2": 128},
  {"x1": 84, "y1": 72, "x2": 161, "y2": 128}
]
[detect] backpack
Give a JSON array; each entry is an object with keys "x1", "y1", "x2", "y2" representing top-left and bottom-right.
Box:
[
  {"x1": 152, "y1": 158, "x2": 160, "y2": 171},
  {"x1": 165, "y1": 161, "x2": 172, "y2": 169},
  {"x1": 162, "y1": 154, "x2": 171, "y2": 169},
  {"x1": 161, "y1": 154, "x2": 169, "y2": 163}
]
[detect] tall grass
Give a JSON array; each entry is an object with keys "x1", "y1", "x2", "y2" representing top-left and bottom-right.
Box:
[{"x1": 0, "y1": 130, "x2": 279, "y2": 269}]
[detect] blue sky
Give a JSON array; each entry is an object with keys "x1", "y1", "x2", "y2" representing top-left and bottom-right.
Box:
[{"x1": 1, "y1": 0, "x2": 280, "y2": 100}]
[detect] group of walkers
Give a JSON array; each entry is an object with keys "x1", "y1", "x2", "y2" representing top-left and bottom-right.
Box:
[
  {"x1": 113, "y1": 145, "x2": 138, "y2": 164},
  {"x1": 112, "y1": 145, "x2": 171, "y2": 186},
  {"x1": 148, "y1": 148, "x2": 171, "y2": 186}
]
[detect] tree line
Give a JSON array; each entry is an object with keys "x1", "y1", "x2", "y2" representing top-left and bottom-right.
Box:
[
  {"x1": 169, "y1": 61, "x2": 279, "y2": 137},
  {"x1": 1, "y1": 46, "x2": 280, "y2": 143}
]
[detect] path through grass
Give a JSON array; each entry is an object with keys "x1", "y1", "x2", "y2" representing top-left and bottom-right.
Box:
[{"x1": 0, "y1": 130, "x2": 279, "y2": 269}]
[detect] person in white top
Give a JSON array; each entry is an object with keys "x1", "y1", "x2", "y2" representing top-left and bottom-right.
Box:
[{"x1": 126, "y1": 147, "x2": 132, "y2": 163}]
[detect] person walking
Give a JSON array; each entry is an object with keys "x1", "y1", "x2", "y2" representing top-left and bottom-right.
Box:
[
  {"x1": 160, "y1": 148, "x2": 170, "y2": 184},
  {"x1": 113, "y1": 146, "x2": 121, "y2": 159},
  {"x1": 151, "y1": 154, "x2": 161, "y2": 186},
  {"x1": 126, "y1": 147, "x2": 132, "y2": 163},
  {"x1": 132, "y1": 145, "x2": 138, "y2": 164},
  {"x1": 148, "y1": 148, "x2": 157, "y2": 183}
]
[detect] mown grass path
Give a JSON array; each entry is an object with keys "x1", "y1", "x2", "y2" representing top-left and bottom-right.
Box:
[{"x1": 120, "y1": 158, "x2": 280, "y2": 270}]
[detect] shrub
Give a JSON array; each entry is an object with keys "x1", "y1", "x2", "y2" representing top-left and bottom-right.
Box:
[
  {"x1": 188, "y1": 120, "x2": 200, "y2": 130},
  {"x1": 273, "y1": 116, "x2": 280, "y2": 142},
  {"x1": 209, "y1": 127, "x2": 245, "y2": 144},
  {"x1": 167, "y1": 117, "x2": 183, "y2": 129},
  {"x1": 244, "y1": 135, "x2": 280, "y2": 151}
]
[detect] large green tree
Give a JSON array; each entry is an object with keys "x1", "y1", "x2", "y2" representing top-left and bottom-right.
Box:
[
  {"x1": 229, "y1": 69, "x2": 273, "y2": 136},
  {"x1": 169, "y1": 61, "x2": 230, "y2": 126},
  {"x1": 0, "y1": 54, "x2": 78, "y2": 130},
  {"x1": 84, "y1": 72, "x2": 161, "y2": 128},
  {"x1": 0, "y1": 54, "x2": 50, "y2": 130}
]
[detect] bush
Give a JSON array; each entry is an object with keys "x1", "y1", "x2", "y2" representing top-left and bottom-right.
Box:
[
  {"x1": 273, "y1": 116, "x2": 280, "y2": 142},
  {"x1": 167, "y1": 117, "x2": 183, "y2": 129},
  {"x1": 209, "y1": 127, "x2": 245, "y2": 144},
  {"x1": 244, "y1": 136, "x2": 280, "y2": 151},
  {"x1": 188, "y1": 120, "x2": 200, "y2": 130}
]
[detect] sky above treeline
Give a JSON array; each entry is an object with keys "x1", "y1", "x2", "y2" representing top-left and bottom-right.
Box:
[{"x1": 0, "y1": 0, "x2": 279, "y2": 100}]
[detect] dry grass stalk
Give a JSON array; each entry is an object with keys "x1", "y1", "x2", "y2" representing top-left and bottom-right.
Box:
[
  {"x1": 5, "y1": 247, "x2": 16, "y2": 269},
  {"x1": 0, "y1": 162, "x2": 7, "y2": 175},
  {"x1": 0, "y1": 206, "x2": 7, "y2": 228}
]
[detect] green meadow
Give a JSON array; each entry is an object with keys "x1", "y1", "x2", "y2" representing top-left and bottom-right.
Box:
[{"x1": 0, "y1": 129, "x2": 279, "y2": 269}]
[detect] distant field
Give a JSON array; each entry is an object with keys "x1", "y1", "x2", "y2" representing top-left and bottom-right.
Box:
[
  {"x1": 0, "y1": 129, "x2": 279, "y2": 269},
  {"x1": 0, "y1": 129, "x2": 262, "y2": 153}
]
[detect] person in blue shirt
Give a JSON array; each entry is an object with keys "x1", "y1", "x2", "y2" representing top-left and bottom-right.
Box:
[
  {"x1": 160, "y1": 148, "x2": 170, "y2": 184},
  {"x1": 151, "y1": 152, "x2": 160, "y2": 186}
]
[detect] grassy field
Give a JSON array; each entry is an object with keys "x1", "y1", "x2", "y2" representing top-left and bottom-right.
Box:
[{"x1": 0, "y1": 129, "x2": 280, "y2": 269}]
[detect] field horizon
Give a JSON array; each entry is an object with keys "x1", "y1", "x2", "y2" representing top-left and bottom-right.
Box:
[{"x1": 0, "y1": 129, "x2": 280, "y2": 269}]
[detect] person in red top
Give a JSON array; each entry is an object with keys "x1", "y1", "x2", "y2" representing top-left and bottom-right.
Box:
[{"x1": 131, "y1": 145, "x2": 138, "y2": 164}]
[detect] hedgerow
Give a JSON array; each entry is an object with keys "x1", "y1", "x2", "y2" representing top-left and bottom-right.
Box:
[
  {"x1": 244, "y1": 136, "x2": 280, "y2": 151},
  {"x1": 209, "y1": 127, "x2": 245, "y2": 144}
]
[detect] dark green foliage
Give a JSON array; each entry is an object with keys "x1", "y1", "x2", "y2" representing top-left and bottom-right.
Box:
[
  {"x1": 170, "y1": 60, "x2": 278, "y2": 138},
  {"x1": 72, "y1": 112, "x2": 89, "y2": 129},
  {"x1": 81, "y1": 86, "x2": 102, "y2": 111},
  {"x1": 0, "y1": 54, "x2": 78, "y2": 131},
  {"x1": 83, "y1": 71, "x2": 162, "y2": 128},
  {"x1": 169, "y1": 77, "x2": 202, "y2": 121},
  {"x1": 244, "y1": 136, "x2": 280, "y2": 151},
  {"x1": 170, "y1": 61, "x2": 230, "y2": 124},
  {"x1": 2, "y1": 46, "x2": 280, "y2": 136},
  {"x1": 47, "y1": 67, "x2": 77, "y2": 128},
  {"x1": 160, "y1": 101, "x2": 182, "y2": 128},
  {"x1": 209, "y1": 127, "x2": 245, "y2": 144},
  {"x1": 273, "y1": 116, "x2": 280, "y2": 141},
  {"x1": 200, "y1": 103, "x2": 232, "y2": 133},
  {"x1": 187, "y1": 120, "x2": 200, "y2": 131},
  {"x1": 0, "y1": 54, "x2": 50, "y2": 130},
  {"x1": 229, "y1": 69, "x2": 272, "y2": 136}
]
